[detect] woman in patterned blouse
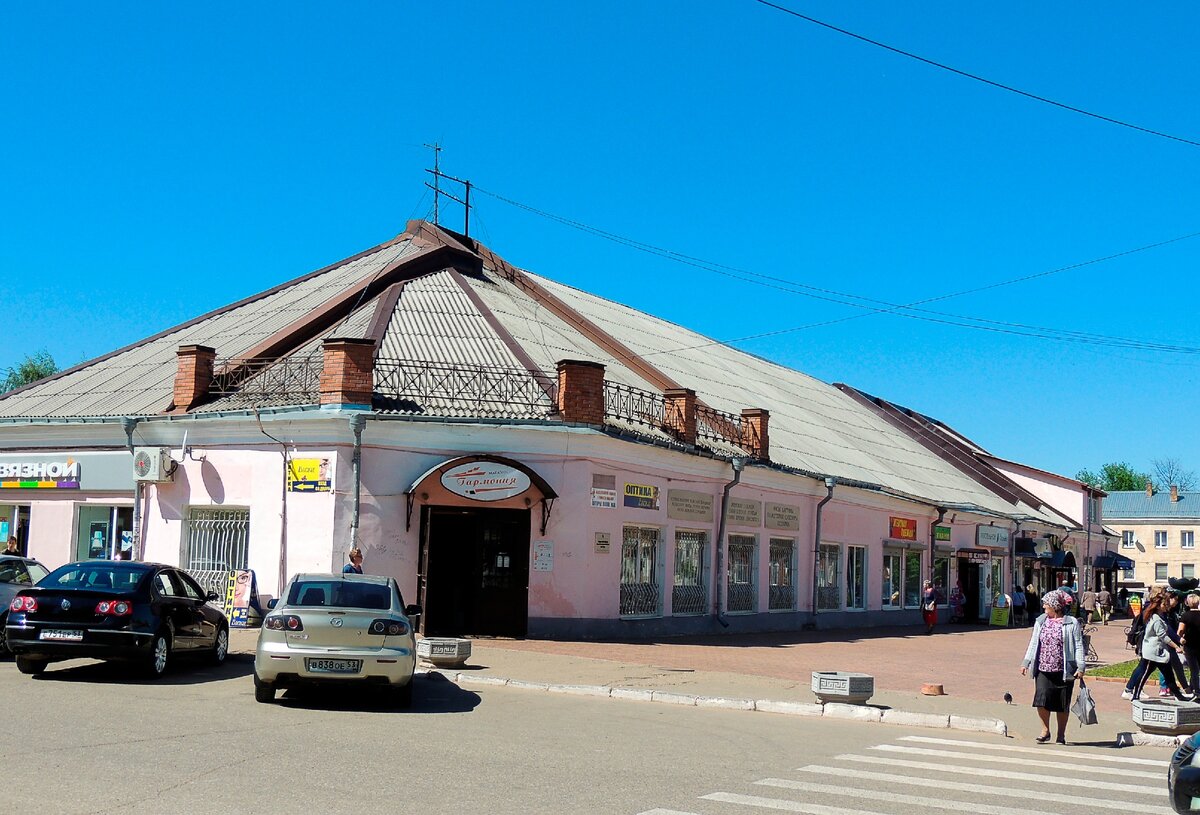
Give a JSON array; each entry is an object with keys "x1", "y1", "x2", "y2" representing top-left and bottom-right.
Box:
[{"x1": 1020, "y1": 590, "x2": 1085, "y2": 744}]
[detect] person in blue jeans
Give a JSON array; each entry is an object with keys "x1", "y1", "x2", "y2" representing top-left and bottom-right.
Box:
[{"x1": 1011, "y1": 586, "x2": 1027, "y2": 627}]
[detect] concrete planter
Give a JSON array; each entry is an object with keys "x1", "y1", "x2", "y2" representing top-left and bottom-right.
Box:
[
  {"x1": 811, "y1": 671, "x2": 874, "y2": 705},
  {"x1": 1132, "y1": 699, "x2": 1200, "y2": 736},
  {"x1": 417, "y1": 637, "x2": 472, "y2": 668}
]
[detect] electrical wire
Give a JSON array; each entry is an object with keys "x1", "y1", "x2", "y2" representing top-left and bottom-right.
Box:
[
  {"x1": 474, "y1": 185, "x2": 1200, "y2": 356},
  {"x1": 751, "y1": 0, "x2": 1200, "y2": 149}
]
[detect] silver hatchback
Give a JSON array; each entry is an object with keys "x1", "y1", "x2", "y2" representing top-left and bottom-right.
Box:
[{"x1": 254, "y1": 573, "x2": 421, "y2": 707}]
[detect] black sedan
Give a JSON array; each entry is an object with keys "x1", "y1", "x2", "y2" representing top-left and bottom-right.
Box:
[{"x1": 5, "y1": 561, "x2": 229, "y2": 678}]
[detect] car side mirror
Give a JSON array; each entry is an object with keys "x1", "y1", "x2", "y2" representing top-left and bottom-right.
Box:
[
  {"x1": 267, "y1": 598, "x2": 278, "y2": 610},
  {"x1": 404, "y1": 603, "x2": 422, "y2": 618},
  {"x1": 206, "y1": 591, "x2": 219, "y2": 602}
]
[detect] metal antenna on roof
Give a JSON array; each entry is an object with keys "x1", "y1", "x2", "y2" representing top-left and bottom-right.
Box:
[
  {"x1": 424, "y1": 162, "x2": 473, "y2": 238},
  {"x1": 423, "y1": 142, "x2": 442, "y2": 225}
]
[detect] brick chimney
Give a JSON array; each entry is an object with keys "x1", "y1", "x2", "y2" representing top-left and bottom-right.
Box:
[
  {"x1": 741, "y1": 408, "x2": 770, "y2": 461},
  {"x1": 173, "y1": 344, "x2": 216, "y2": 412},
  {"x1": 1172, "y1": 484, "x2": 1180, "y2": 503},
  {"x1": 663, "y1": 388, "x2": 697, "y2": 445},
  {"x1": 556, "y1": 360, "x2": 605, "y2": 425},
  {"x1": 1146, "y1": 481, "x2": 1155, "y2": 499},
  {"x1": 320, "y1": 338, "x2": 376, "y2": 408}
]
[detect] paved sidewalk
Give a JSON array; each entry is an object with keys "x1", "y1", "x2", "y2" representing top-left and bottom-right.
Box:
[{"x1": 231, "y1": 617, "x2": 1155, "y2": 744}]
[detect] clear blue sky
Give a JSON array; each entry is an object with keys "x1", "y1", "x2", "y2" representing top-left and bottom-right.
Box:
[{"x1": 2, "y1": 2, "x2": 1197, "y2": 482}]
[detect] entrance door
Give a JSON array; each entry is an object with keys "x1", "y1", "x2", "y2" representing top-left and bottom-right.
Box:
[
  {"x1": 958, "y1": 558, "x2": 982, "y2": 622},
  {"x1": 422, "y1": 507, "x2": 530, "y2": 638}
]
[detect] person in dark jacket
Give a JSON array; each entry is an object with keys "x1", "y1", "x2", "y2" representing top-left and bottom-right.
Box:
[{"x1": 342, "y1": 548, "x2": 364, "y2": 575}]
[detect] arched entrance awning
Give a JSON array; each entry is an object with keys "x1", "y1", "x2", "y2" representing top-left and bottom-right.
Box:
[{"x1": 405, "y1": 455, "x2": 557, "y2": 534}]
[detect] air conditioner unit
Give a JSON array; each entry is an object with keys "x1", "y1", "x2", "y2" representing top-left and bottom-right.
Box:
[{"x1": 133, "y1": 447, "x2": 175, "y2": 482}]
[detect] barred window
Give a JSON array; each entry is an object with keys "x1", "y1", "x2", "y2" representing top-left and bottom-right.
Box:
[
  {"x1": 620, "y1": 526, "x2": 660, "y2": 617},
  {"x1": 672, "y1": 530, "x2": 708, "y2": 615},
  {"x1": 768, "y1": 538, "x2": 795, "y2": 611},
  {"x1": 727, "y1": 534, "x2": 756, "y2": 613},
  {"x1": 183, "y1": 507, "x2": 250, "y2": 572},
  {"x1": 816, "y1": 543, "x2": 840, "y2": 611},
  {"x1": 846, "y1": 546, "x2": 867, "y2": 610}
]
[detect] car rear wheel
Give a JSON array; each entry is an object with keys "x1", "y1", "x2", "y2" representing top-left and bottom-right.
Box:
[
  {"x1": 253, "y1": 673, "x2": 275, "y2": 703},
  {"x1": 145, "y1": 631, "x2": 171, "y2": 678},
  {"x1": 16, "y1": 656, "x2": 47, "y2": 675},
  {"x1": 210, "y1": 626, "x2": 229, "y2": 666},
  {"x1": 393, "y1": 680, "x2": 414, "y2": 709}
]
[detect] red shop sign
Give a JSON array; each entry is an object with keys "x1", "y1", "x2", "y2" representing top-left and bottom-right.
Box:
[{"x1": 889, "y1": 517, "x2": 917, "y2": 541}]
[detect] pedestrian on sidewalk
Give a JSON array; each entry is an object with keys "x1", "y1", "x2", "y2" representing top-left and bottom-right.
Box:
[
  {"x1": 1024, "y1": 585, "x2": 1038, "y2": 627},
  {"x1": 1080, "y1": 588, "x2": 1098, "y2": 623},
  {"x1": 1179, "y1": 593, "x2": 1200, "y2": 696},
  {"x1": 1131, "y1": 592, "x2": 1192, "y2": 702},
  {"x1": 1011, "y1": 583, "x2": 1027, "y2": 627},
  {"x1": 1097, "y1": 587, "x2": 1113, "y2": 625},
  {"x1": 343, "y1": 548, "x2": 364, "y2": 575},
  {"x1": 1021, "y1": 590, "x2": 1085, "y2": 745},
  {"x1": 922, "y1": 580, "x2": 938, "y2": 634}
]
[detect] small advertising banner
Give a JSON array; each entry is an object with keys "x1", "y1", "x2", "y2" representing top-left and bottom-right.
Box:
[
  {"x1": 989, "y1": 594, "x2": 1011, "y2": 627},
  {"x1": 532, "y1": 541, "x2": 553, "y2": 572},
  {"x1": 624, "y1": 482, "x2": 660, "y2": 510},
  {"x1": 934, "y1": 525, "x2": 952, "y2": 542},
  {"x1": 441, "y1": 461, "x2": 531, "y2": 502},
  {"x1": 590, "y1": 474, "x2": 617, "y2": 508},
  {"x1": 889, "y1": 517, "x2": 918, "y2": 541},
  {"x1": 224, "y1": 569, "x2": 258, "y2": 628},
  {"x1": 287, "y1": 458, "x2": 331, "y2": 493},
  {"x1": 1130, "y1": 594, "x2": 1143, "y2": 616}
]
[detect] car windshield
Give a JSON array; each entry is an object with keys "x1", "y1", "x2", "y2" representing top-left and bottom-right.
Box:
[
  {"x1": 42, "y1": 564, "x2": 145, "y2": 592},
  {"x1": 287, "y1": 580, "x2": 391, "y2": 610}
]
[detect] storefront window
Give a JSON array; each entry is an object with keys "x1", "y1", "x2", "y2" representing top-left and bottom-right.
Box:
[
  {"x1": 75, "y1": 505, "x2": 133, "y2": 560},
  {"x1": 816, "y1": 543, "x2": 840, "y2": 611},
  {"x1": 768, "y1": 538, "x2": 795, "y2": 611},
  {"x1": 990, "y1": 558, "x2": 1005, "y2": 605},
  {"x1": 904, "y1": 551, "x2": 922, "y2": 608},
  {"x1": 882, "y1": 550, "x2": 903, "y2": 608},
  {"x1": 726, "y1": 534, "x2": 756, "y2": 613},
  {"x1": 620, "y1": 526, "x2": 660, "y2": 616},
  {"x1": 846, "y1": 546, "x2": 867, "y2": 610},
  {"x1": 672, "y1": 530, "x2": 708, "y2": 615},
  {"x1": 933, "y1": 555, "x2": 951, "y2": 605}
]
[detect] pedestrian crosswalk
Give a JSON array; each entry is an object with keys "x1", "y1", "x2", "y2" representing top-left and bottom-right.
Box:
[{"x1": 635, "y1": 734, "x2": 1172, "y2": 815}]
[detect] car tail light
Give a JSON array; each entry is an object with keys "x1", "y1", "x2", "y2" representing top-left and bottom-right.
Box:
[
  {"x1": 9, "y1": 596, "x2": 36, "y2": 613},
  {"x1": 370, "y1": 618, "x2": 409, "y2": 636},
  {"x1": 265, "y1": 615, "x2": 304, "y2": 631},
  {"x1": 95, "y1": 600, "x2": 133, "y2": 616}
]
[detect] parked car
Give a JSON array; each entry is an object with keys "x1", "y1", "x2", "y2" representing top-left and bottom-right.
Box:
[
  {"x1": 5, "y1": 561, "x2": 229, "y2": 678},
  {"x1": 1172, "y1": 733, "x2": 1200, "y2": 813},
  {"x1": 254, "y1": 573, "x2": 421, "y2": 707},
  {"x1": 0, "y1": 555, "x2": 49, "y2": 655}
]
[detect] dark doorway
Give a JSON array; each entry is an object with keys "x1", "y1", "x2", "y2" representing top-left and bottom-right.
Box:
[
  {"x1": 419, "y1": 507, "x2": 530, "y2": 638},
  {"x1": 958, "y1": 558, "x2": 982, "y2": 622}
]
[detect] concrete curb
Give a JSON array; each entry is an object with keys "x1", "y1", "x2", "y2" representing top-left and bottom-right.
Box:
[{"x1": 424, "y1": 668, "x2": 1007, "y2": 736}]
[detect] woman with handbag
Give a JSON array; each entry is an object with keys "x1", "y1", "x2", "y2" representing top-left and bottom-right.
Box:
[
  {"x1": 1020, "y1": 590, "x2": 1085, "y2": 744},
  {"x1": 1131, "y1": 592, "x2": 1193, "y2": 702},
  {"x1": 922, "y1": 580, "x2": 938, "y2": 634}
]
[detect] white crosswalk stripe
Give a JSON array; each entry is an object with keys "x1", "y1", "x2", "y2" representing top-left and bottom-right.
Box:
[
  {"x1": 868, "y1": 743, "x2": 1162, "y2": 778},
  {"x1": 633, "y1": 734, "x2": 1173, "y2": 814}
]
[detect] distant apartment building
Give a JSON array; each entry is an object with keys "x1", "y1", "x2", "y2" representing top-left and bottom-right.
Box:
[{"x1": 1104, "y1": 485, "x2": 1200, "y2": 589}]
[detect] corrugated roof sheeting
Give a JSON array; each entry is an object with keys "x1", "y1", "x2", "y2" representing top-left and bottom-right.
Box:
[
  {"x1": 0, "y1": 240, "x2": 415, "y2": 417},
  {"x1": 379, "y1": 271, "x2": 526, "y2": 370},
  {"x1": 1104, "y1": 491, "x2": 1200, "y2": 520},
  {"x1": 521, "y1": 272, "x2": 1028, "y2": 517}
]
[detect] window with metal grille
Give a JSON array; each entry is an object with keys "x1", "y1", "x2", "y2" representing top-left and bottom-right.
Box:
[
  {"x1": 672, "y1": 530, "x2": 708, "y2": 615},
  {"x1": 816, "y1": 543, "x2": 840, "y2": 611},
  {"x1": 768, "y1": 538, "x2": 795, "y2": 611},
  {"x1": 620, "y1": 526, "x2": 660, "y2": 616},
  {"x1": 726, "y1": 534, "x2": 756, "y2": 613},
  {"x1": 183, "y1": 507, "x2": 250, "y2": 573},
  {"x1": 846, "y1": 546, "x2": 867, "y2": 610}
]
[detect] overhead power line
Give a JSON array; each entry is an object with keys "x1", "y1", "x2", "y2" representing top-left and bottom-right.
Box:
[
  {"x1": 474, "y1": 184, "x2": 1200, "y2": 356},
  {"x1": 751, "y1": 0, "x2": 1200, "y2": 149}
]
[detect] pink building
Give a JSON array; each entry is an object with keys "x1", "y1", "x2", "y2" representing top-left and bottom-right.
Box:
[{"x1": 0, "y1": 221, "x2": 1095, "y2": 637}]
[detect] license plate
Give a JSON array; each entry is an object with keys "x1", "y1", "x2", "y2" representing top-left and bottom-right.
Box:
[
  {"x1": 39, "y1": 629, "x2": 83, "y2": 642},
  {"x1": 306, "y1": 658, "x2": 361, "y2": 674}
]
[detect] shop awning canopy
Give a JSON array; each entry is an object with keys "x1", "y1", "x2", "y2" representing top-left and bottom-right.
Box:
[
  {"x1": 1039, "y1": 550, "x2": 1076, "y2": 568},
  {"x1": 1092, "y1": 552, "x2": 1135, "y2": 570}
]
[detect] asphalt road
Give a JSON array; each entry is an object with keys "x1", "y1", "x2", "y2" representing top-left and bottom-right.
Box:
[{"x1": 0, "y1": 654, "x2": 1175, "y2": 815}]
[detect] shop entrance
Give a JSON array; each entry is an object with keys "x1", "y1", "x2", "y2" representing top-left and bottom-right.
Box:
[
  {"x1": 957, "y1": 558, "x2": 983, "y2": 622},
  {"x1": 419, "y1": 506, "x2": 530, "y2": 638}
]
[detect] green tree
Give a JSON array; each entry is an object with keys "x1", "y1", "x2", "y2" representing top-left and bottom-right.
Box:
[
  {"x1": 1075, "y1": 461, "x2": 1152, "y2": 492},
  {"x1": 1, "y1": 350, "x2": 59, "y2": 393}
]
